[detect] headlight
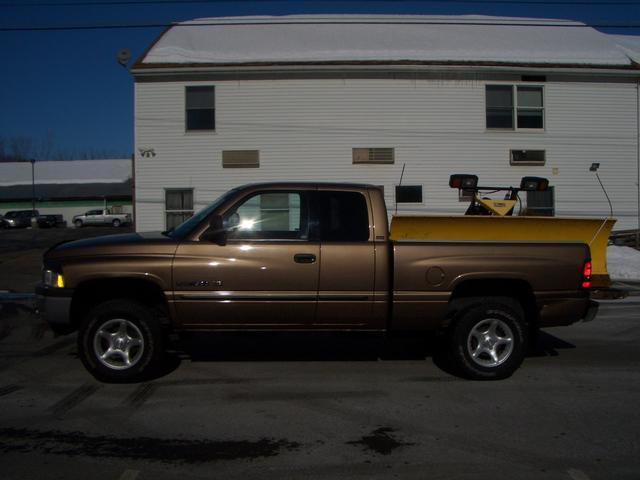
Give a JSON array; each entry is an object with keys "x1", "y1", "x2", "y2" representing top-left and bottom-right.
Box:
[{"x1": 43, "y1": 270, "x2": 65, "y2": 288}]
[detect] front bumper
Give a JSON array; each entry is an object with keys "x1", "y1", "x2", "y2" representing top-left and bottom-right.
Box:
[{"x1": 35, "y1": 284, "x2": 75, "y2": 334}]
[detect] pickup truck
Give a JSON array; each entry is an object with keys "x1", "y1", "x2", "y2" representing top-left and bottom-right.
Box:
[
  {"x1": 72, "y1": 209, "x2": 131, "y2": 228},
  {"x1": 37, "y1": 182, "x2": 597, "y2": 382}
]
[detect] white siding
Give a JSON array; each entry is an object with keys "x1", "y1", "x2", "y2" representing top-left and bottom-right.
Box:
[{"x1": 135, "y1": 78, "x2": 639, "y2": 231}]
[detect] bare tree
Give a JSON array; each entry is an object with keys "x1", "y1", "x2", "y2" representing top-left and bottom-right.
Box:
[{"x1": 0, "y1": 134, "x2": 130, "y2": 162}]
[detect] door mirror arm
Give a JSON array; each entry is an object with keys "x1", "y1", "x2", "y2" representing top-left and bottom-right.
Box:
[{"x1": 201, "y1": 214, "x2": 228, "y2": 246}]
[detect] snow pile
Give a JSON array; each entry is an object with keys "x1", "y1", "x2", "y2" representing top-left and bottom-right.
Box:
[{"x1": 607, "y1": 246, "x2": 640, "y2": 281}]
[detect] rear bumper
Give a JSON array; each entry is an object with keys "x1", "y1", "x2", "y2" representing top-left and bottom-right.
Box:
[
  {"x1": 35, "y1": 284, "x2": 75, "y2": 334},
  {"x1": 537, "y1": 294, "x2": 598, "y2": 327}
]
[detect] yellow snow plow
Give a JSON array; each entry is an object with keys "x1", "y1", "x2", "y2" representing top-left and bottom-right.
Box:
[{"x1": 390, "y1": 175, "x2": 616, "y2": 287}]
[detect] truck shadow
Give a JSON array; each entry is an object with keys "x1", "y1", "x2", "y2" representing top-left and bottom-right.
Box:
[{"x1": 158, "y1": 329, "x2": 575, "y2": 378}]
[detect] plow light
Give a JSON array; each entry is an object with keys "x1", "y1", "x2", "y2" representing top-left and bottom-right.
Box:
[
  {"x1": 520, "y1": 176, "x2": 549, "y2": 191},
  {"x1": 449, "y1": 174, "x2": 478, "y2": 190}
]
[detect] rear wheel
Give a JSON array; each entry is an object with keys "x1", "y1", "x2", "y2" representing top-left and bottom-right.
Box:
[
  {"x1": 78, "y1": 299, "x2": 164, "y2": 382},
  {"x1": 446, "y1": 297, "x2": 527, "y2": 380},
  {"x1": 112, "y1": 219, "x2": 121, "y2": 227}
]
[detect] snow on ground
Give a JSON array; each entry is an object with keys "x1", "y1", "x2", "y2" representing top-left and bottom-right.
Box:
[{"x1": 607, "y1": 245, "x2": 640, "y2": 281}]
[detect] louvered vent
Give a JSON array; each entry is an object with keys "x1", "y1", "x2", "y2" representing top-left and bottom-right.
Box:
[
  {"x1": 222, "y1": 150, "x2": 260, "y2": 168},
  {"x1": 352, "y1": 148, "x2": 395, "y2": 164}
]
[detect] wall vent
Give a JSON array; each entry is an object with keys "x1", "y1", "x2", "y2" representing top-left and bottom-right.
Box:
[
  {"x1": 222, "y1": 150, "x2": 260, "y2": 168},
  {"x1": 510, "y1": 149, "x2": 546, "y2": 166},
  {"x1": 353, "y1": 148, "x2": 395, "y2": 164}
]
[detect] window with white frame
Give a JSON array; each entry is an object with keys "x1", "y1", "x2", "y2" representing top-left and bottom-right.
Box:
[
  {"x1": 165, "y1": 189, "x2": 194, "y2": 230},
  {"x1": 185, "y1": 86, "x2": 215, "y2": 131},
  {"x1": 486, "y1": 85, "x2": 544, "y2": 130}
]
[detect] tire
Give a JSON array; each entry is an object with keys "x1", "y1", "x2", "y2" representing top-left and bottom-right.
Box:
[
  {"x1": 78, "y1": 299, "x2": 164, "y2": 383},
  {"x1": 112, "y1": 219, "x2": 121, "y2": 227},
  {"x1": 74, "y1": 219, "x2": 83, "y2": 228},
  {"x1": 446, "y1": 297, "x2": 527, "y2": 380}
]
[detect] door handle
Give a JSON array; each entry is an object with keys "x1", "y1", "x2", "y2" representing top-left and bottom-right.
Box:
[{"x1": 294, "y1": 253, "x2": 316, "y2": 264}]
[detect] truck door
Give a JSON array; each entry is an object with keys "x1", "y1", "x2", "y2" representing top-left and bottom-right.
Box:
[
  {"x1": 172, "y1": 189, "x2": 319, "y2": 327},
  {"x1": 313, "y1": 189, "x2": 378, "y2": 329},
  {"x1": 86, "y1": 210, "x2": 100, "y2": 225}
]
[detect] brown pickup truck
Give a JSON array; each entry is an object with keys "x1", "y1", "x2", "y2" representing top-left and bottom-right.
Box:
[{"x1": 37, "y1": 182, "x2": 596, "y2": 382}]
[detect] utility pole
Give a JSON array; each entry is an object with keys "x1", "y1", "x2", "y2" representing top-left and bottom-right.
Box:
[{"x1": 30, "y1": 158, "x2": 37, "y2": 227}]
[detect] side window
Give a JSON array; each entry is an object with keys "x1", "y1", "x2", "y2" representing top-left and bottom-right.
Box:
[
  {"x1": 316, "y1": 191, "x2": 369, "y2": 242},
  {"x1": 226, "y1": 192, "x2": 308, "y2": 240}
]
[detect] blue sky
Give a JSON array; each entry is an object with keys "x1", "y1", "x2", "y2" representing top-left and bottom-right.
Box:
[{"x1": 1, "y1": 0, "x2": 639, "y2": 159}]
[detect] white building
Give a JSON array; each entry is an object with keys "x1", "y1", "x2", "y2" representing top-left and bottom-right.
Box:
[{"x1": 132, "y1": 15, "x2": 640, "y2": 231}]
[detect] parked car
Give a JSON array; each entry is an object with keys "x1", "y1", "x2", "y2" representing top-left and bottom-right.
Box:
[
  {"x1": 37, "y1": 214, "x2": 66, "y2": 228},
  {"x1": 72, "y1": 209, "x2": 132, "y2": 228},
  {"x1": 1, "y1": 210, "x2": 39, "y2": 228},
  {"x1": 37, "y1": 182, "x2": 602, "y2": 382}
]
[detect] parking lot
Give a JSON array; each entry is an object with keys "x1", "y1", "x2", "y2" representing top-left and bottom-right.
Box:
[{"x1": 0, "y1": 227, "x2": 639, "y2": 479}]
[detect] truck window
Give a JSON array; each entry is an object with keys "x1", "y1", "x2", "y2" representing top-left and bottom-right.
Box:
[
  {"x1": 316, "y1": 191, "x2": 369, "y2": 242},
  {"x1": 226, "y1": 191, "x2": 309, "y2": 240}
]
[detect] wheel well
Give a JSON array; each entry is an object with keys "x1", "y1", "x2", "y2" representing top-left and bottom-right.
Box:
[
  {"x1": 448, "y1": 279, "x2": 537, "y2": 329},
  {"x1": 70, "y1": 278, "x2": 170, "y2": 329}
]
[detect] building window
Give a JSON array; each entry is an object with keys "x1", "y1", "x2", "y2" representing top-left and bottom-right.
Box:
[
  {"x1": 352, "y1": 148, "x2": 395, "y2": 164},
  {"x1": 222, "y1": 150, "x2": 260, "y2": 168},
  {"x1": 486, "y1": 85, "x2": 544, "y2": 130},
  {"x1": 510, "y1": 149, "x2": 546, "y2": 166},
  {"x1": 165, "y1": 189, "x2": 194, "y2": 229},
  {"x1": 396, "y1": 185, "x2": 423, "y2": 203},
  {"x1": 186, "y1": 86, "x2": 215, "y2": 131}
]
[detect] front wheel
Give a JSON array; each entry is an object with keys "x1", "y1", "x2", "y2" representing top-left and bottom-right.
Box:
[
  {"x1": 78, "y1": 299, "x2": 164, "y2": 382},
  {"x1": 74, "y1": 219, "x2": 83, "y2": 228},
  {"x1": 446, "y1": 297, "x2": 527, "y2": 380}
]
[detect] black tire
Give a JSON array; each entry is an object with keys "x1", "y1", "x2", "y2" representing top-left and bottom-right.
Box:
[
  {"x1": 112, "y1": 219, "x2": 121, "y2": 227},
  {"x1": 78, "y1": 299, "x2": 164, "y2": 383},
  {"x1": 74, "y1": 219, "x2": 83, "y2": 228},
  {"x1": 446, "y1": 297, "x2": 527, "y2": 380}
]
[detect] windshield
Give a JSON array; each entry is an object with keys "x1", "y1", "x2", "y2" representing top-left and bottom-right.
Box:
[{"x1": 166, "y1": 188, "x2": 240, "y2": 239}]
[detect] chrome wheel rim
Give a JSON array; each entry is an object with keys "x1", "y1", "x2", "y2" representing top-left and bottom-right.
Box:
[
  {"x1": 466, "y1": 318, "x2": 514, "y2": 368},
  {"x1": 93, "y1": 318, "x2": 144, "y2": 370}
]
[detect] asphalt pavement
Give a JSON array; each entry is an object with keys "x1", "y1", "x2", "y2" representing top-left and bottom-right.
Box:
[{"x1": 1, "y1": 227, "x2": 639, "y2": 479}]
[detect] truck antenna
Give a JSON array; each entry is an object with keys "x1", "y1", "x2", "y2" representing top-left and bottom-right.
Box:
[{"x1": 395, "y1": 163, "x2": 406, "y2": 216}]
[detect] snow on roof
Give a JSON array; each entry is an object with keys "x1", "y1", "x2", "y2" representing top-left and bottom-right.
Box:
[
  {"x1": 0, "y1": 159, "x2": 132, "y2": 187},
  {"x1": 610, "y1": 34, "x2": 640, "y2": 64},
  {"x1": 139, "y1": 15, "x2": 639, "y2": 68}
]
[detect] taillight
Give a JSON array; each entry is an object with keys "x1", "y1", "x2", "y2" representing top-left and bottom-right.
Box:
[{"x1": 581, "y1": 261, "x2": 592, "y2": 289}]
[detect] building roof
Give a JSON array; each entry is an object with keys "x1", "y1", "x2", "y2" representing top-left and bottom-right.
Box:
[
  {"x1": 0, "y1": 159, "x2": 131, "y2": 187},
  {"x1": 136, "y1": 15, "x2": 640, "y2": 70}
]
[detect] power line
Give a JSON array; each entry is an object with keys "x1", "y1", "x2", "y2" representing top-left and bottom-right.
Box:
[
  {"x1": 2, "y1": 0, "x2": 640, "y2": 6},
  {"x1": 2, "y1": 19, "x2": 640, "y2": 31}
]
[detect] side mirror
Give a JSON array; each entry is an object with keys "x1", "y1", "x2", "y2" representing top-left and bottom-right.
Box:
[{"x1": 201, "y1": 214, "x2": 227, "y2": 245}]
